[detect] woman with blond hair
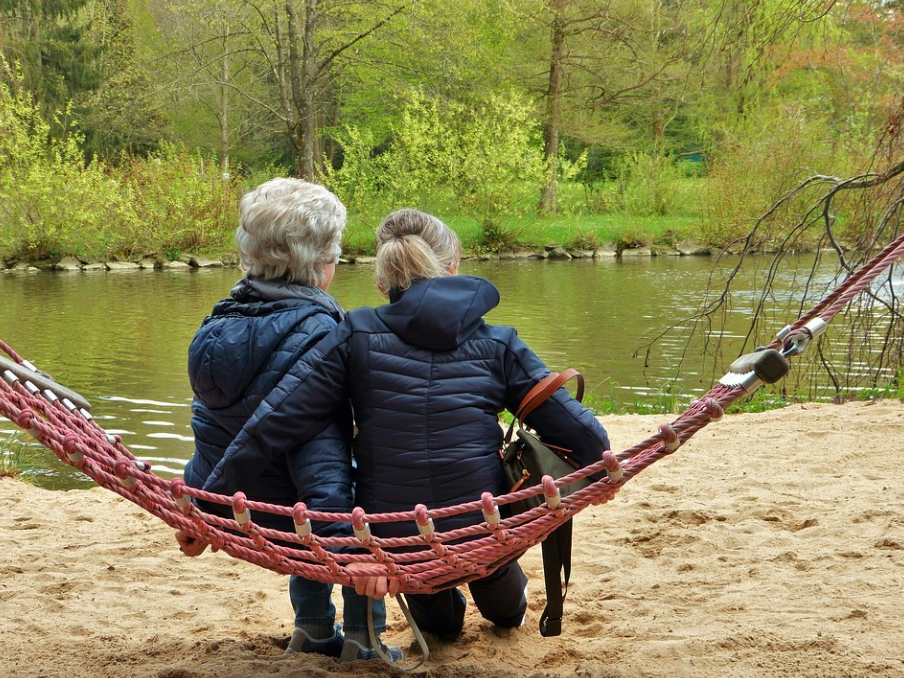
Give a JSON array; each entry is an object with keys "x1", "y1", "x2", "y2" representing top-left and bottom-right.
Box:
[{"x1": 207, "y1": 208, "x2": 610, "y2": 639}]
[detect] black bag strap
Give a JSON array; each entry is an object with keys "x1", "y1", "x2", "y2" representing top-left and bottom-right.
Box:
[{"x1": 538, "y1": 518, "x2": 574, "y2": 637}]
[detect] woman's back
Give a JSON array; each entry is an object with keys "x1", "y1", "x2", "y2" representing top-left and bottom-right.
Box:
[{"x1": 340, "y1": 275, "x2": 608, "y2": 537}]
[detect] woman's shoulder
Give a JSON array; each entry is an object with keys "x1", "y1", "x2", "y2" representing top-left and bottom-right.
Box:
[
  {"x1": 344, "y1": 305, "x2": 382, "y2": 327},
  {"x1": 473, "y1": 320, "x2": 520, "y2": 344}
]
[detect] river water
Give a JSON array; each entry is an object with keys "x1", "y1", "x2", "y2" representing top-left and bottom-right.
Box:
[{"x1": 0, "y1": 255, "x2": 898, "y2": 488}]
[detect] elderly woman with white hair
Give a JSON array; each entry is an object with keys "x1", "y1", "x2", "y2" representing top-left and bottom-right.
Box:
[{"x1": 176, "y1": 178, "x2": 400, "y2": 663}]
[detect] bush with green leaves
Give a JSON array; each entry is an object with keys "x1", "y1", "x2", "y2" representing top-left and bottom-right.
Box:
[
  {"x1": 0, "y1": 61, "x2": 239, "y2": 262},
  {"x1": 700, "y1": 104, "x2": 858, "y2": 249},
  {"x1": 120, "y1": 143, "x2": 240, "y2": 257},
  {"x1": 325, "y1": 89, "x2": 549, "y2": 250},
  {"x1": 0, "y1": 62, "x2": 132, "y2": 260},
  {"x1": 614, "y1": 152, "x2": 685, "y2": 217}
]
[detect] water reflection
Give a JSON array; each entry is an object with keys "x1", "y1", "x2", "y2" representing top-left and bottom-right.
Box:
[{"x1": 1, "y1": 256, "x2": 900, "y2": 488}]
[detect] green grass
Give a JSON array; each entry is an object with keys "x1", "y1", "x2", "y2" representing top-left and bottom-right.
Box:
[
  {"x1": 0, "y1": 431, "x2": 33, "y2": 480},
  {"x1": 342, "y1": 211, "x2": 702, "y2": 255},
  {"x1": 725, "y1": 389, "x2": 792, "y2": 414},
  {"x1": 337, "y1": 177, "x2": 709, "y2": 255}
]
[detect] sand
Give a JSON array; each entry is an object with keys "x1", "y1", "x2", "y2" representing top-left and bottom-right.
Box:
[{"x1": 2, "y1": 399, "x2": 903, "y2": 678}]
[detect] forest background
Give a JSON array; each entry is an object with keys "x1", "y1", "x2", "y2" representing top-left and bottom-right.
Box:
[{"x1": 1, "y1": 0, "x2": 903, "y2": 263}]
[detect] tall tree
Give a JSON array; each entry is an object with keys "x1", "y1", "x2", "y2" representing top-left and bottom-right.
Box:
[
  {"x1": 278, "y1": 0, "x2": 413, "y2": 178},
  {"x1": 0, "y1": 0, "x2": 100, "y2": 110},
  {"x1": 526, "y1": 0, "x2": 697, "y2": 213},
  {"x1": 79, "y1": 0, "x2": 165, "y2": 157},
  {"x1": 151, "y1": 0, "x2": 261, "y2": 169},
  {"x1": 151, "y1": 0, "x2": 416, "y2": 178}
]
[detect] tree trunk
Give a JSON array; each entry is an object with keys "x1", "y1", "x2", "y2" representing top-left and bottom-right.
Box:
[
  {"x1": 649, "y1": 0, "x2": 664, "y2": 156},
  {"x1": 299, "y1": 0, "x2": 318, "y2": 179},
  {"x1": 285, "y1": 0, "x2": 318, "y2": 180},
  {"x1": 539, "y1": 0, "x2": 567, "y2": 215},
  {"x1": 220, "y1": 27, "x2": 230, "y2": 177}
]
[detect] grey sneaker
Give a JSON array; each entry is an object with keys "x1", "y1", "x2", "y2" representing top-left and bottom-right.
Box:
[
  {"x1": 285, "y1": 624, "x2": 344, "y2": 658},
  {"x1": 339, "y1": 637, "x2": 404, "y2": 664}
]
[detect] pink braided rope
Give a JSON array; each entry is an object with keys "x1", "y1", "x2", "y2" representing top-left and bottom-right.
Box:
[
  {"x1": 0, "y1": 339, "x2": 22, "y2": 363},
  {"x1": 1, "y1": 233, "x2": 901, "y2": 592},
  {"x1": 0, "y1": 349, "x2": 745, "y2": 594},
  {"x1": 765, "y1": 231, "x2": 904, "y2": 350}
]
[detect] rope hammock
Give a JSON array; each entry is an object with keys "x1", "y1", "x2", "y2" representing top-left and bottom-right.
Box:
[{"x1": 2, "y1": 232, "x2": 904, "y2": 599}]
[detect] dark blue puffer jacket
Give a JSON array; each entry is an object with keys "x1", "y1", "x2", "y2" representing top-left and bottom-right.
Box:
[
  {"x1": 205, "y1": 276, "x2": 609, "y2": 538},
  {"x1": 184, "y1": 278, "x2": 353, "y2": 537}
]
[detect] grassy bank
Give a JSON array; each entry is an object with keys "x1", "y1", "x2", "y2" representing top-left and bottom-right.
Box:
[{"x1": 343, "y1": 211, "x2": 703, "y2": 257}]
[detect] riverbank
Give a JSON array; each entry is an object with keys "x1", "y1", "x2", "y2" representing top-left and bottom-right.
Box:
[
  {"x1": 2, "y1": 400, "x2": 902, "y2": 678},
  {"x1": 0, "y1": 239, "x2": 714, "y2": 272}
]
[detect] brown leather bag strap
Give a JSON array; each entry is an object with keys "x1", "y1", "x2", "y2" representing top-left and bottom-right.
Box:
[
  {"x1": 504, "y1": 369, "x2": 584, "y2": 444},
  {"x1": 518, "y1": 368, "x2": 584, "y2": 424}
]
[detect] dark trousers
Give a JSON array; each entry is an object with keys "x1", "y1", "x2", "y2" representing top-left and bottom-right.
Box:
[{"x1": 404, "y1": 561, "x2": 528, "y2": 639}]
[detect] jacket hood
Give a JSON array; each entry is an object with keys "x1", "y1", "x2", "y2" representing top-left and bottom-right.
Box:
[
  {"x1": 189, "y1": 283, "x2": 340, "y2": 409},
  {"x1": 374, "y1": 276, "x2": 499, "y2": 351}
]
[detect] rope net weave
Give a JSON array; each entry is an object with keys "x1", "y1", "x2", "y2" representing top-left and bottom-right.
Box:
[{"x1": 2, "y1": 232, "x2": 904, "y2": 595}]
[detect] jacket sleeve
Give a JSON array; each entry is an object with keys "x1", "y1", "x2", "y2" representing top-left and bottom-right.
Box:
[
  {"x1": 287, "y1": 409, "x2": 354, "y2": 540},
  {"x1": 204, "y1": 321, "x2": 354, "y2": 497},
  {"x1": 501, "y1": 329, "x2": 610, "y2": 471}
]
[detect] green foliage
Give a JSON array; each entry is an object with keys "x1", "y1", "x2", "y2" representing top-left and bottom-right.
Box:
[
  {"x1": 77, "y1": 2, "x2": 166, "y2": 157},
  {"x1": 325, "y1": 89, "x2": 548, "y2": 250},
  {"x1": 0, "y1": 431, "x2": 24, "y2": 479},
  {"x1": 615, "y1": 152, "x2": 686, "y2": 217},
  {"x1": 0, "y1": 64, "x2": 239, "y2": 262},
  {"x1": 582, "y1": 381, "x2": 689, "y2": 416},
  {"x1": 319, "y1": 126, "x2": 391, "y2": 219},
  {"x1": 700, "y1": 104, "x2": 858, "y2": 248},
  {"x1": 726, "y1": 389, "x2": 790, "y2": 414},
  {"x1": 3, "y1": 0, "x2": 904, "y2": 260},
  {"x1": 0, "y1": 62, "x2": 127, "y2": 259},
  {"x1": 119, "y1": 143, "x2": 240, "y2": 255},
  {"x1": 852, "y1": 371, "x2": 904, "y2": 402},
  {"x1": 568, "y1": 231, "x2": 602, "y2": 251},
  {"x1": 0, "y1": 0, "x2": 101, "y2": 112},
  {"x1": 388, "y1": 89, "x2": 548, "y2": 240}
]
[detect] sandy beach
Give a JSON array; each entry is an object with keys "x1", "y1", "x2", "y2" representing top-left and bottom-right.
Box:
[{"x1": 2, "y1": 399, "x2": 903, "y2": 678}]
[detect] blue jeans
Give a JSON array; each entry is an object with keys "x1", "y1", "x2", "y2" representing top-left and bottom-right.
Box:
[{"x1": 289, "y1": 575, "x2": 386, "y2": 639}]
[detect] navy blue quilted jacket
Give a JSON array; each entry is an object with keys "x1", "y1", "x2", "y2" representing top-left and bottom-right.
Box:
[
  {"x1": 184, "y1": 278, "x2": 353, "y2": 537},
  {"x1": 205, "y1": 276, "x2": 609, "y2": 538}
]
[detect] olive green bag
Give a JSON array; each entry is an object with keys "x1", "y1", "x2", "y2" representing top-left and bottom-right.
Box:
[{"x1": 499, "y1": 369, "x2": 591, "y2": 637}]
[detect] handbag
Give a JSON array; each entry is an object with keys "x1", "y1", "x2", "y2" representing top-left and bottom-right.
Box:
[
  {"x1": 499, "y1": 369, "x2": 593, "y2": 638},
  {"x1": 501, "y1": 369, "x2": 591, "y2": 515}
]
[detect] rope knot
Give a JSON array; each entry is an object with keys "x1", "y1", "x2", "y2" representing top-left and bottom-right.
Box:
[
  {"x1": 705, "y1": 398, "x2": 724, "y2": 422},
  {"x1": 232, "y1": 492, "x2": 251, "y2": 527},
  {"x1": 62, "y1": 434, "x2": 84, "y2": 465},
  {"x1": 414, "y1": 504, "x2": 435, "y2": 538},
  {"x1": 541, "y1": 476, "x2": 562, "y2": 509},
  {"x1": 292, "y1": 502, "x2": 312, "y2": 539},
  {"x1": 352, "y1": 506, "x2": 372, "y2": 543},
  {"x1": 114, "y1": 459, "x2": 137, "y2": 489},
  {"x1": 16, "y1": 410, "x2": 34, "y2": 430},
  {"x1": 603, "y1": 450, "x2": 623, "y2": 481},
  {"x1": 659, "y1": 423, "x2": 681, "y2": 452},
  {"x1": 169, "y1": 478, "x2": 192, "y2": 512},
  {"x1": 481, "y1": 492, "x2": 501, "y2": 527}
]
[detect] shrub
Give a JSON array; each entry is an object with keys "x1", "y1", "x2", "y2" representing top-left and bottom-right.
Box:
[
  {"x1": 0, "y1": 62, "x2": 131, "y2": 260},
  {"x1": 614, "y1": 152, "x2": 685, "y2": 217},
  {"x1": 325, "y1": 89, "x2": 548, "y2": 250},
  {"x1": 119, "y1": 143, "x2": 240, "y2": 256},
  {"x1": 700, "y1": 104, "x2": 859, "y2": 249},
  {"x1": 0, "y1": 61, "x2": 239, "y2": 262}
]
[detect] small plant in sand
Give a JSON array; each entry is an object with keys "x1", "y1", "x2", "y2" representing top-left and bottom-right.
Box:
[{"x1": 0, "y1": 431, "x2": 27, "y2": 479}]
